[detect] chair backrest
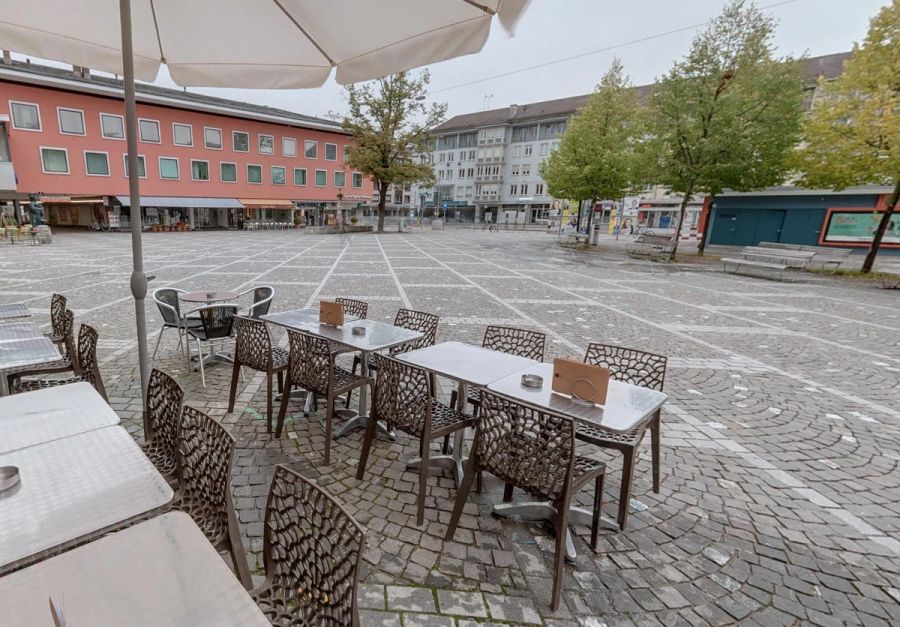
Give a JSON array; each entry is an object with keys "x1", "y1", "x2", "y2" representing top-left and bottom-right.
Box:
[
  {"x1": 483, "y1": 325, "x2": 546, "y2": 361},
  {"x1": 390, "y1": 308, "x2": 439, "y2": 354},
  {"x1": 196, "y1": 305, "x2": 238, "y2": 340},
  {"x1": 59, "y1": 309, "x2": 80, "y2": 374},
  {"x1": 583, "y1": 343, "x2": 667, "y2": 391},
  {"x1": 176, "y1": 406, "x2": 235, "y2": 543},
  {"x1": 261, "y1": 464, "x2": 364, "y2": 626},
  {"x1": 476, "y1": 391, "x2": 576, "y2": 503},
  {"x1": 49, "y1": 293, "x2": 67, "y2": 336},
  {"x1": 76, "y1": 323, "x2": 107, "y2": 401},
  {"x1": 249, "y1": 286, "x2": 274, "y2": 319},
  {"x1": 285, "y1": 330, "x2": 332, "y2": 396},
  {"x1": 152, "y1": 288, "x2": 183, "y2": 326},
  {"x1": 145, "y1": 368, "x2": 184, "y2": 447},
  {"x1": 234, "y1": 316, "x2": 274, "y2": 371},
  {"x1": 370, "y1": 353, "x2": 431, "y2": 435},
  {"x1": 335, "y1": 297, "x2": 368, "y2": 320}
]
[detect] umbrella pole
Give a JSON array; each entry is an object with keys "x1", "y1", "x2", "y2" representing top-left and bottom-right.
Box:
[{"x1": 119, "y1": 0, "x2": 151, "y2": 428}]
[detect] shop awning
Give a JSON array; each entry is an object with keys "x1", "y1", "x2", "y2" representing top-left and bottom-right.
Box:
[
  {"x1": 115, "y1": 196, "x2": 242, "y2": 209},
  {"x1": 238, "y1": 198, "x2": 295, "y2": 209}
]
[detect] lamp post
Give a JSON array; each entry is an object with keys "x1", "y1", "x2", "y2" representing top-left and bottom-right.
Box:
[{"x1": 336, "y1": 190, "x2": 344, "y2": 229}]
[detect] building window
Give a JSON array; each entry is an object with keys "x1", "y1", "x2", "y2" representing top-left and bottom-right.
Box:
[
  {"x1": 191, "y1": 160, "x2": 210, "y2": 181},
  {"x1": 158, "y1": 157, "x2": 179, "y2": 179},
  {"x1": 84, "y1": 151, "x2": 109, "y2": 176},
  {"x1": 439, "y1": 153, "x2": 446, "y2": 163},
  {"x1": 334, "y1": 170, "x2": 346, "y2": 187},
  {"x1": 282, "y1": 137, "x2": 296, "y2": 157},
  {"x1": 304, "y1": 140, "x2": 317, "y2": 159},
  {"x1": 123, "y1": 154, "x2": 146, "y2": 178},
  {"x1": 352, "y1": 172, "x2": 363, "y2": 188},
  {"x1": 467, "y1": 168, "x2": 474, "y2": 177},
  {"x1": 343, "y1": 145, "x2": 350, "y2": 161},
  {"x1": 258, "y1": 134, "x2": 274, "y2": 155},
  {"x1": 325, "y1": 143, "x2": 337, "y2": 161},
  {"x1": 100, "y1": 113, "x2": 125, "y2": 139},
  {"x1": 57, "y1": 108, "x2": 85, "y2": 135},
  {"x1": 509, "y1": 185, "x2": 517, "y2": 195},
  {"x1": 233, "y1": 131, "x2": 249, "y2": 152},
  {"x1": 521, "y1": 184, "x2": 528, "y2": 195},
  {"x1": 511, "y1": 165, "x2": 519, "y2": 176},
  {"x1": 247, "y1": 164, "x2": 263, "y2": 184},
  {"x1": 173, "y1": 123, "x2": 193, "y2": 146},
  {"x1": 522, "y1": 164, "x2": 531, "y2": 176},
  {"x1": 535, "y1": 183, "x2": 544, "y2": 195},
  {"x1": 10, "y1": 101, "x2": 41, "y2": 130},
  {"x1": 139, "y1": 119, "x2": 161, "y2": 143},
  {"x1": 512, "y1": 145, "x2": 521, "y2": 158},
  {"x1": 458, "y1": 169, "x2": 464, "y2": 178},
  {"x1": 468, "y1": 150, "x2": 476, "y2": 160},
  {"x1": 524, "y1": 145, "x2": 533, "y2": 156},
  {"x1": 294, "y1": 168, "x2": 307, "y2": 186},
  {"x1": 204, "y1": 127, "x2": 222, "y2": 149},
  {"x1": 539, "y1": 143, "x2": 548, "y2": 155},
  {"x1": 314, "y1": 169, "x2": 327, "y2": 186},
  {"x1": 40, "y1": 147, "x2": 69, "y2": 174},
  {"x1": 271, "y1": 166, "x2": 286, "y2": 185},
  {"x1": 219, "y1": 162, "x2": 237, "y2": 182}
]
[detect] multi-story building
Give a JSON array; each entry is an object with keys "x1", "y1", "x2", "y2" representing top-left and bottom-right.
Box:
[
  {"x1": 0, "y1": 60, "x2": 373, "y2": 229},
  {"x1": 416, "y1": 52, "x2": 851, "y2": 229}
]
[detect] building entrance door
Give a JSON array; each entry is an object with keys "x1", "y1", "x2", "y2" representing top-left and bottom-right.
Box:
[{"x1": 756, "y1": 209, "x2": 786, "y2": 244}]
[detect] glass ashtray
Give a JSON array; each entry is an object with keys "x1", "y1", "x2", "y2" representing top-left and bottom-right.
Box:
[
  {"x1": 521, "y1": 374, "x2": 543, "y2": 388},
  {"x1": 0, "y1": 466, "x2": 20, "y2": 492}
]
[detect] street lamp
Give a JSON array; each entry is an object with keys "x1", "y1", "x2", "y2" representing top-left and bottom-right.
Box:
[{"x1": 336, "y1": 190, "x2": 344, "y2": 228}]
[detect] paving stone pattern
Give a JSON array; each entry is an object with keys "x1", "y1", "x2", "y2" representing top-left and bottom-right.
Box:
[{"x1": 2, "y1": 228, "x2": 899, "y2": 626}]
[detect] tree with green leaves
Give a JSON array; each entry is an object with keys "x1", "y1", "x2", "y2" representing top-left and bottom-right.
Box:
[
  {"x1": 343, "y1": 71, "x2": 447, "y2": 232},
  {"x1": 792, "y1": 0, "x2": 899, "y2": 273},
  {"x1": 540, "y1": 58, "x2": 642, "y2": 246},
  {"x1": 642, "y1": 0, "x2": 805, "y2": 259}
]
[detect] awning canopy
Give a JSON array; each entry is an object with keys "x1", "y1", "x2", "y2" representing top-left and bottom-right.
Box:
[
  {"x1": 115, "y1": 196, "x2": 242, "y2": 209},
  {"x1": 238, "y1": 198, "x2": 295, "y2": 209}
]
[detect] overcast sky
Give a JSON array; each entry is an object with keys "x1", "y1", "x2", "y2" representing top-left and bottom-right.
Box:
[{"x1": 13, "y1": 0, "x2": 886, "y2": 122}]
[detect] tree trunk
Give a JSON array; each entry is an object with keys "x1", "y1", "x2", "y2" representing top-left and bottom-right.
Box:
[
  {"x1": 377, "y1": 182, "x2": 388, "y2": 233},
  {"x1": 667, "y1": 184, "x2": 694, "y2": 261},
  {"x1": 861, "y1": 179, "x2": 900, "y2": 274},
  {"x1": 583, "y1": 197, "x2": 596, "y2": 249},
  {"x1": 696, "y1": 195, "x2": 714, "y2": 257}
]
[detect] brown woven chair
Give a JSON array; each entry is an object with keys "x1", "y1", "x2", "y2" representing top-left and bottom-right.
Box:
[
  {"x1": 252, "y1": 464, "x2": 365, "y2": 626},
  {"x1": 576, "y1": 343, "x2": 667, "y2": 531},
  {"x1": 140, "y1": 368, "x2": 185, "y2": 481},
  {"x1": 227, "y1": 316, "x2": 288, "y2": 433},
  {"x1": 44, "y1": 293, "x2": 68, "y2": 347},
  {"x1": 170, "y1": 406, "x2": 253, "y2": 589},
  {"x1": 445, "y1": 391, "x2": 605, "y2": 611},
  {"x1": 357, "y1": 353, "x2": 473, "y2": 526},
  {"x1": 12, "y1": 323, "x2": 107, "y2": 401},
  {"x1": 275, "y1": 331, "x2": 370, "y2": 465},
  {"x1": 335, "y1": 297, "x2": 368, "y2": 320},
  {"x1": 5, "y1": 309, "x2": 78, "y2": 390}
]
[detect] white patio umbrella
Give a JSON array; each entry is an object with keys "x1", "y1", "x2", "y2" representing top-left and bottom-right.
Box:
[{"x1": 0, "y1": 0, "x2": 529, "y2": 410}]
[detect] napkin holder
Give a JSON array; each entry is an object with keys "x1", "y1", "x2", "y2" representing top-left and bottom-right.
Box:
[
  {"x1": 319, "y1": 301, "x2": 345, "y2": 326},
  {"x1": 551, "y1": 357, "x2": 610, "y2": 405}
]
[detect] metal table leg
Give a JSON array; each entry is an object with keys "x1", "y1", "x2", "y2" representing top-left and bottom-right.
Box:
[
  {"x1": 334, "y1": 351, "x2": 393, "y2": 439},
  {"x1": 406, "y1": 380, "x2": 467, "y2": 486}
]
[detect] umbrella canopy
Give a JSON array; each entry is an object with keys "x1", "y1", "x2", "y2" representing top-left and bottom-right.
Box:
[{"x1": 0, "y1": 0, "x2": 528, "y2": 87}]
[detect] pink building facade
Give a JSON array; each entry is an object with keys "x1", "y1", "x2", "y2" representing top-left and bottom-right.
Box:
[{"x1": 0, "y1": 62, "x2": 372, "y2": 229}]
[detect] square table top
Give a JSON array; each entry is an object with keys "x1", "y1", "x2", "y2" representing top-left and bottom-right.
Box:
[
  {"x1": 0, "y1": 382, "x2": 120, "y2": 455},
  {"x1": 487, "y1": 362, "x2": 668, "y2": 433},
  {"x1": 263, "y1": 308, "x2": 421, "y2": 353},
  {"x1": 0, "y1": 321, "x2": 43, "y2": 342},
  {"x1": 0, "y1": 512, "x2": 269, "y2": 626},
  {"x1": 0, "y1": 426, "x2": 173, "y2": 575},
  {"x1": 0, "y1": 336, "x2": 61, "y2": 372},
  {"x1": 0, "y1": 303, "x2": 31, "y2": 320},
  {"x1": 396, "y1": 341, "x2": 539, "y2": 388}
]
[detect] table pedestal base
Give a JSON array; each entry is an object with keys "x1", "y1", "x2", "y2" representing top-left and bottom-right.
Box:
[
  {"x1": 406, "y1": 454, "x2": 465, "y2": 487},
  {"x1": 333, "y1": 412, "x2": 394, "y2": 440}
]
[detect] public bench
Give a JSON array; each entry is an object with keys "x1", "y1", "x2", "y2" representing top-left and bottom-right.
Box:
[
  {"x1": 738, "y1": 246, "x2": 815, "y2": 268},
  {"x1": 625, "y1": 234, "x2": 676, "y2": 261},
  {"x1": 721, "y1": 257, "x2": 789, "y2": 281},
  {"x1": 758, "y1": 242, "x2": 852, "y2": 270}
]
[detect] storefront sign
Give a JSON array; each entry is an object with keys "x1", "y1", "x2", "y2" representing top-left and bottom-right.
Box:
[{"x1": 823, "y1": 209, "x2": 900, "y2": 245}]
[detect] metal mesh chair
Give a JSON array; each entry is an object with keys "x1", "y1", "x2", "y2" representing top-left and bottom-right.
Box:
[
  {"x1": 140, "y1": 368, "x2": 185, "y2": 480},
  {"x1": 252, "y1": 464, "x2": 365, "y2": 626},
  {"x1": 228, "y1": 316, "x2": 288, "y2": 433},
  {"x1": 12, "y1": 323, "x2": 107, "y2": 401},
  {"x1": 335, "y1": 297, "x2": 368, "y2": 320},
  {"x1": 576, "y1": 343, "x2": 667, "y2": 530},
  {"x1": 44, "y1": 293, "x2": 68, "y2": 347},
  {"x1": 152, "y1": 287, "x2": 201, "y2": 359},
  {"x1": 275, "y1": 331, "x2": 370, "y2": 465},
  {"x1": 239, "y1": 285, "x2": 275, "y2": 319},
  {"x1": 185, "y1": 304, "x2": 238, "y2": 387},
  {"x1": 357, "y1": 353, "x2": 472, "y2": 525},
  {"x1": 171, "y1": 406, "x2": 253, "y2": 589},
  {"x1": 445, "y1": 391, "x2": 605, "y2": 611},
  {"x1": 5, "y1": 309, "x2": 78, "y2": 390}
]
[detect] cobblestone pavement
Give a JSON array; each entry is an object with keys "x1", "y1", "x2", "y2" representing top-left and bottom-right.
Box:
[{"x1": 2, "y1": 228, "x2": 899, "y2": 626}]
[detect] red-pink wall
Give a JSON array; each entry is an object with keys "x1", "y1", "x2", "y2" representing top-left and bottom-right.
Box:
[{"x1": 2, "y1": 81, "x2": 372, "y2": 200}]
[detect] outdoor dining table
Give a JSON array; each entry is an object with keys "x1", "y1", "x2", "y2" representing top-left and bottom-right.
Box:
[
  {"x1": 0, "y1": 303, "x2": 31, "y2": 320},
  {"x1": 0, "y1": 321, "x2": 60, "y2": 396},
  {"x1": 262, "y1": 308, "x2": 421, "y2": 438},
  {"x1": 0, "y1": 382, "x2": 119, "y2": 454},
  {"x1": 486, "y1": 361, "x2": 668, "y2": 560},
  {"x1": 0, "y1": 512, "x2": 269, "y2": 626},
  {"x1": 0, "y1": 426, "x2": 173, "y2": 576},
  {"x1": 180, "y1": 289, "x2": 239, "y2": 304},
  {"x1": 395, "y1": 340, "x2": 539, "y2": 486}
]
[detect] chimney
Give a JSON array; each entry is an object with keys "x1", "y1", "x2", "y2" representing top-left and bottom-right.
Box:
[{"x1": 509, "y1": 104, "x2": 519, "y2": 117}]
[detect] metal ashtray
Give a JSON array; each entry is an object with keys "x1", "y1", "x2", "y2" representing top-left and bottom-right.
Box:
[
  {"x1": 0, "y1": 466, "x2": 20, "y2": 492},
  {"x1": 351, "y1": 326, "x2": 366, "y2": 335},
  {"x1": 521, "y1": 374, "x2": 543, "y2": 388}
]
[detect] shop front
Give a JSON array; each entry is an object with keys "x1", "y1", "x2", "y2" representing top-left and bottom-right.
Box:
[
  {"x1": 237, "y1": 199, "x2": 295, "y2": 228},
  {"x1": 114, "y1": 196, "x2": 243, "y2": 230}
]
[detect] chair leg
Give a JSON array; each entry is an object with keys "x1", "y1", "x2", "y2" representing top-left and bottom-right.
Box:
[
  {"x1": 324, "y1": 391, "x2": 334, "y2": 465},
  {"x1": 226, "y1": 491, "x2": 254, "y2": 590},
  {"x1": 441, "y1": 435, "x2": 451, "y2": 455},
  {"x1": 550, "y1": 498, "x2": 570, "y2": 612},
  {"x1": 445, "y1": 450, "x2": 479, "y2": 541},
  {"x1": 650, "y1": 411, "x2": 661, "y2": 493},
  {"x1": 274, "y1": 381, "x2": 293, "y2": 438},
  {"x1": 449, "y1": 389, "x2": 458, "y2": 410},
  {"x1": 152, "y1": 325, "x2": 166, "y2": 359},
  {"x1": 266, "y1": 372, "x2": 274, "y2": 434},
  {"x1": 227, "y1": 359, "x2": 241, "y2": 414},
  {"x1": 356, "y1": 410, "x2": 378, "y2": 480},
  {"x1": 416, "y1": 436, "x2": 430, "y2": 526},
  {"x1": 277, "y1": 370, "x2": 284, "y2": 394},
  {"x1": 345, "y1": 355, "x2": 360, "y2": 408},
  {"x1": 617, "y1": 448, "x2": 636, "y2": 531},
  {"x1": 503, "y1": 483, "x2": 514, "y2": 503},
  {"x1": 197, "y1": 339, "x2": 206, "y2": 387},
  {"x1": 591, "y1": 473, "x2": 605, "y2": 551}
]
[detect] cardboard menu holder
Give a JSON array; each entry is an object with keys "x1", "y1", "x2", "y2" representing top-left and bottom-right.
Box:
[
  {"x1": 319, "y1": 301, "x2": 345, "y2": 326},
  {"x1": 552, "y1": 357, "x2": 610, "y2": 405}
]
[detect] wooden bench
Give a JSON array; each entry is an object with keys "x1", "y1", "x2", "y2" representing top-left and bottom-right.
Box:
[
  {"x1": 722, "y1": 257, "x2": 789, "y2": 280},
  {"x1": 757, "y1": 242, "x2": 852, "y2": 270},
  {"x1": 626, "y1": 234, "x2": 676, "y2": 261},
  {"x1": 739, "y1": 246, "x2": 815, "y2": 268}
]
